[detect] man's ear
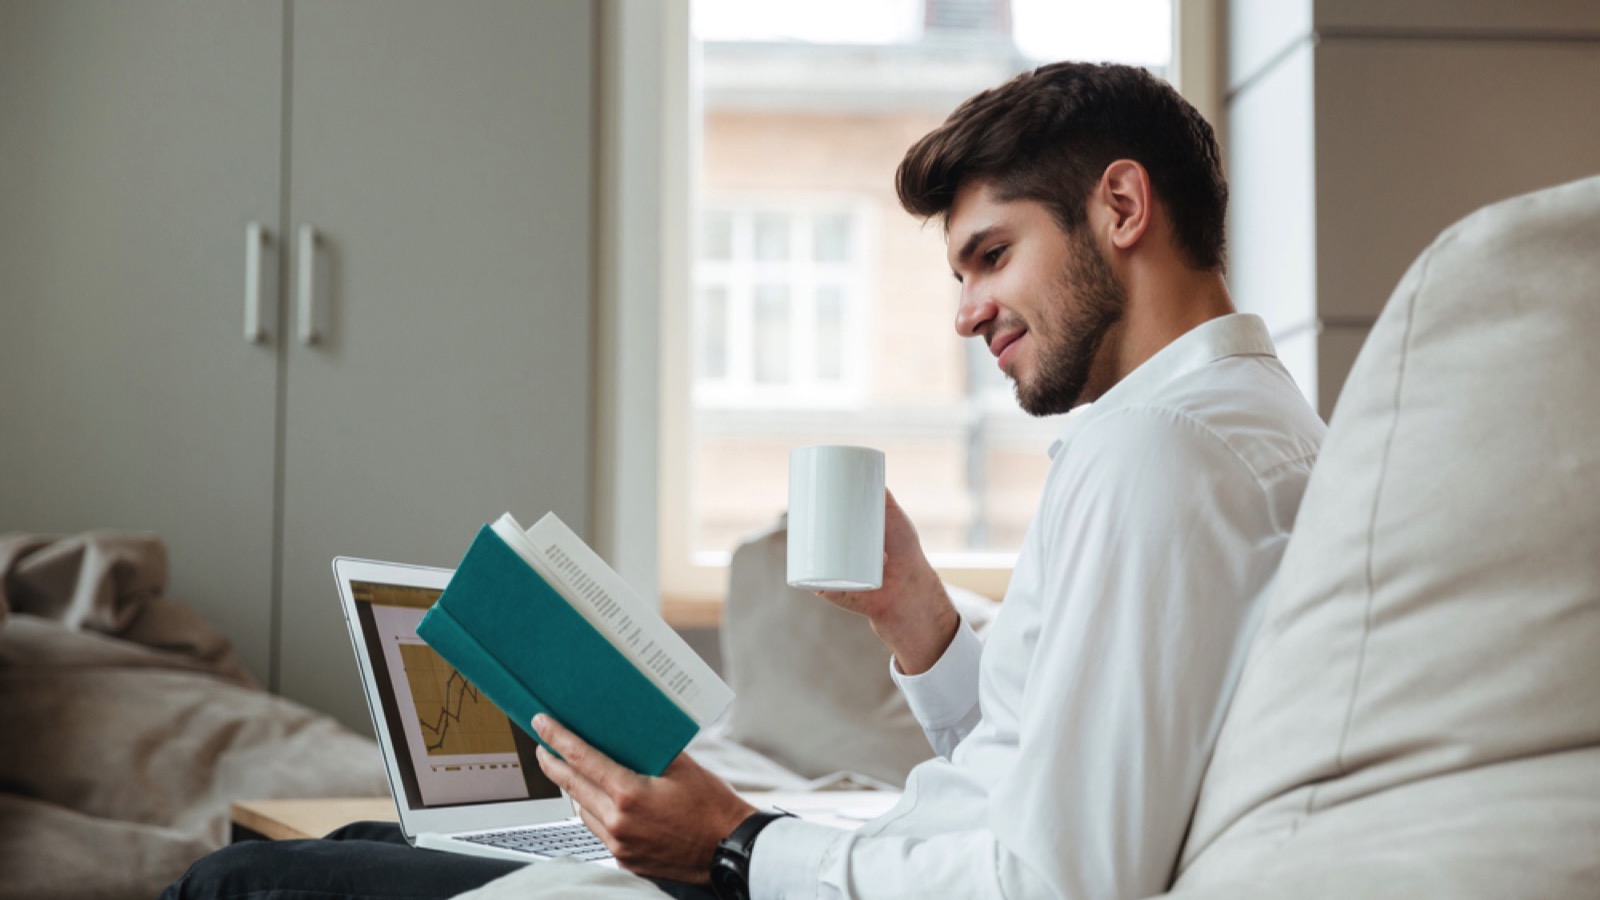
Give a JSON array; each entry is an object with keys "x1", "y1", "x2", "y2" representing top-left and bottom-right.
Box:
[{"x1": 1094, "y1": 160, "x2": 1152, "y2": 251}]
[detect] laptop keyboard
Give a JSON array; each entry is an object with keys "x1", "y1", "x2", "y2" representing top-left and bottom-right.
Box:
[{"x1": 459, "y1": 822, "x2": 613, "y2": 862}]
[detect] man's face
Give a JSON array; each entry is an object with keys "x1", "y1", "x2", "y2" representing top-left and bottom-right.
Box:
[{"x1": 946, "y1": 180, "x2": 1126, "y2": 416}]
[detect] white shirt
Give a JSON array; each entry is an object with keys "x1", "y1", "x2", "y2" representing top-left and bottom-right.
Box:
[{"x1": 751, "y1": 314, "x2": 1326, "y2": 899}]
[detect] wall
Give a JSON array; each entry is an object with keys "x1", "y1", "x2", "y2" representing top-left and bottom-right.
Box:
[{"x1": 1226, "y1": 0, "x2": 1600, "y2": 415}]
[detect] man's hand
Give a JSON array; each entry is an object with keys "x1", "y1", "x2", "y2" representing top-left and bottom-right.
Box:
[
  {"x1": 814, "y1": 488, "x2": 960, "y2": 675},
  {"x1": 532, "y1": 713, "x2": 757, "y2": 884}
]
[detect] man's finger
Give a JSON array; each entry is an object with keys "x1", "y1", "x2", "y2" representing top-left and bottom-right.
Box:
[
  {"x1": 534, "y1": 713, "x2": 641, "y2": 798},
  {"x1": 534, "y1": 714, "x2": 612, "y2": 776},
  {"x1": 533, "y1": 742, "x2": 578, "y2": 791},
  {"x1": 535, "y1": 744, "x2": 616, "y2": 822},
  {"x1": 573, "y1": 802, "x2": 615, "y2": 850},
  {"x1": 533, "y1": 713, "x2": 585, "y2": 762}
]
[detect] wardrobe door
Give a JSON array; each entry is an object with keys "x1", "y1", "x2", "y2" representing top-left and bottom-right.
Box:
[
  {"x1": 0, "y1": 0, "x2": 285, "y2": 680},
  {"x1": 278, "y1": 0, "x2": 595, "y2": 729}
]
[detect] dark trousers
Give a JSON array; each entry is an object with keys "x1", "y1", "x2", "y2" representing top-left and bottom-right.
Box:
[{"x1": 160, "y1": 820, "x2": 716, "y2": 900}]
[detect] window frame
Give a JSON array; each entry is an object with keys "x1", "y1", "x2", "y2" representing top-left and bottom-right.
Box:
[{"x1": 592, "y1": 0, "x2": 1227, "y2": 619}]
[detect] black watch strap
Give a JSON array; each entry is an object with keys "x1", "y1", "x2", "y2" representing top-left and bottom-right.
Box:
[{"x1": 709, "y1": 809, "x2": 795, "y2": 900}]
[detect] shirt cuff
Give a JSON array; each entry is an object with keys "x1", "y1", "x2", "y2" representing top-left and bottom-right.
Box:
[
  {"x1": 890, "y1": 619, "x2": 983, "y2": 731},
  {"x1": 748, "y1": 817, "x2": 845, "y2": 900}
]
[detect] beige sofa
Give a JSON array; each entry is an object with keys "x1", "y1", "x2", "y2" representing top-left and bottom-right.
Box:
[
  {"x1": 1164, "y1": 173, "x2": 1600, "y2": 897},
  {"x1": 457, "y1": 175, "x2": 1600, "y2": 898}
]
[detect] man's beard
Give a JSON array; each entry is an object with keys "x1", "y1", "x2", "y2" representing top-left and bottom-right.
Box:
[{"x1": 1013, "y1": 228, "x2": 1127, "y2": 416}]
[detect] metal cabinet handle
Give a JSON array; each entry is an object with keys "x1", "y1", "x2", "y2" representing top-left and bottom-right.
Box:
[
  {"x1": 245, "y1": 223, "x2": 268, "y2": 343},
  {"x1": 297, "y1": 225, "x2": 318, "y2": 345}
]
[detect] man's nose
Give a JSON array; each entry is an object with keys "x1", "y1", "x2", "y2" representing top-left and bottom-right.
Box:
[{"x1": 955, "y1": 287, "x2": 998, "y2": 339}]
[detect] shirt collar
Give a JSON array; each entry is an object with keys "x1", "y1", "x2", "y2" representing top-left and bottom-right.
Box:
[{"x1": 1047, "y1": 313, "x2": 1277, "y2": 458}]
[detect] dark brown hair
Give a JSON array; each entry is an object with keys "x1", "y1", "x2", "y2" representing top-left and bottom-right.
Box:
[{"x1": 896, "y1": 62, "x2": 1227, "y2": 271}]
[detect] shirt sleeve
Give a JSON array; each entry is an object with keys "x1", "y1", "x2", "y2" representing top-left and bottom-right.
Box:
[
  {"x1": 889, "y1": 619, "x2": 984, "y2": 758},
  {"x1": 751, "y1": 816, "x2": 1055, "y2": 900},
  {"x1": 751, "y1": 406, "x2": 1288, "y2": 899}
]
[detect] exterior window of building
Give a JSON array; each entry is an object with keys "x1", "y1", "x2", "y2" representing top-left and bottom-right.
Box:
[
  {"x1": 695, "y1": 205, "x2": 869, "y2": 407},
  {"x1": 677, "y1": 0, "x2": 1175, "y2": 593}
]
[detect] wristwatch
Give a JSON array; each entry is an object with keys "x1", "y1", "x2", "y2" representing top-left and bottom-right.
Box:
[{"x1": 709, "y1": 809, "x2": 795, "y2": 900}]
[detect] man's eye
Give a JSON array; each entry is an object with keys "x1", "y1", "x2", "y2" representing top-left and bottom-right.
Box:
[{"x1": 984, "y1": 246, "x2": 1006, "y2": 266}]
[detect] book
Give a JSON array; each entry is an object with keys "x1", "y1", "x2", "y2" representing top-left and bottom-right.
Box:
[{"x1": 416, "y1": 511, "x2": 733, "y2": 777}]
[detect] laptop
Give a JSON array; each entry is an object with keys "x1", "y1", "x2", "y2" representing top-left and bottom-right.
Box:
[{"x1": 332, "y1": 556, "x2": 615, "y2": 866}]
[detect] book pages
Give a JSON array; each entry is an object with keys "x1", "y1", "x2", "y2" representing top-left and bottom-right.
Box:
[{"x1": 489, "y1": 512, "x2": 734, "y2": 726}]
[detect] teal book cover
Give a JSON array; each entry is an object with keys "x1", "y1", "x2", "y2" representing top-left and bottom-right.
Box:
[{"x1": 416, "y1": 525, "x2": 698, "y2": 777}]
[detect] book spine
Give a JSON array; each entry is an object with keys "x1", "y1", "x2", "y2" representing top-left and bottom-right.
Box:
[{"x1": 415, "y1": 603, "x2": 554, "y2": 753}]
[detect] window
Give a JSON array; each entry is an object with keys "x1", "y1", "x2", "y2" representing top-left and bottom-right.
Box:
[
  {"x1": 695, "y1": 204, "x2": 869, "y2": 406},
  {"x1": 625, "y1": 0, "x2": 1206, "y2": 608}
]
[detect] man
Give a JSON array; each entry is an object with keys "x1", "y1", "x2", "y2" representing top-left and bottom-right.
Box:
[
  {"x1": 164, "y1": 62, "x2": 1323, "y2": 900},
  {"x1": 529, "y1": 60, "x2": 1324, "y2": 899}
]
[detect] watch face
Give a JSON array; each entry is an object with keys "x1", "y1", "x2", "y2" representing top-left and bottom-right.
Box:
[
  {"x1": 709, "y1": 854, "x2": 749, "y2": 900},
  {"x1": 711, "y1": 809, "x2": 791, "y2": 900}
]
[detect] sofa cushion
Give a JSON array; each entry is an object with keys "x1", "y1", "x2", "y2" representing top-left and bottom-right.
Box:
[
  {"x1": 718, "y1": 516, "x2": 997, "y2": 787},
  {"x1": 1169, "y1": 175, "x2": 1600, "y2": 897}
]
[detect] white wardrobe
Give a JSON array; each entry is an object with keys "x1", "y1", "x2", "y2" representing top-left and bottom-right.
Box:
[{"x1": 0, "y1": 0, "x2": 596, "y2": 732}]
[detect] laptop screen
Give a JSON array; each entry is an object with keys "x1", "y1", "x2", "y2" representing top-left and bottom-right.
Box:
[{"x1": 348, "y1": 578, "x2": 562, "y2": 810}]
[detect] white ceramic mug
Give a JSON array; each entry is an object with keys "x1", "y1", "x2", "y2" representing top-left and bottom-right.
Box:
[{"x1": 787, "y1": 445, "x2": 886, "y2": 591}]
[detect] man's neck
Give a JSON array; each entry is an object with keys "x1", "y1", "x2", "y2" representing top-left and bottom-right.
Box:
[{"x1": 1089, "y1": 266, "x2": 1235, "y2": 401}]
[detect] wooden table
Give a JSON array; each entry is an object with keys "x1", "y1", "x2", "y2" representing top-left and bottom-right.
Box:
[{"x1": 230, "y1": 797, "x2": 396, "y2": 842}]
